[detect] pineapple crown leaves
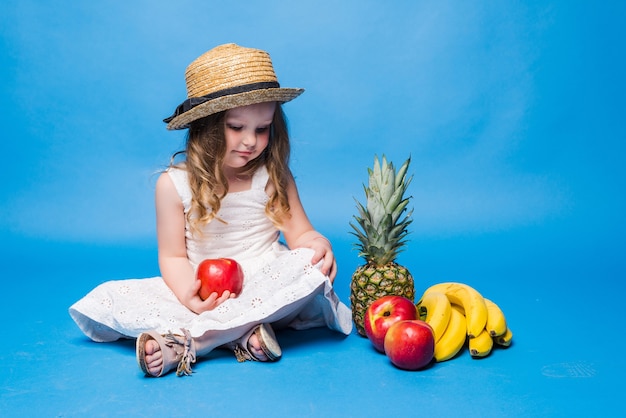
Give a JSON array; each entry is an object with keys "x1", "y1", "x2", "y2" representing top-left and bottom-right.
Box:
[{"x1": 349, "y1": 155, "x2": 414, "y2": 266}]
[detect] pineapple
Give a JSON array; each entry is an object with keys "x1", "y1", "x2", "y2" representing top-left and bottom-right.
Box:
[{"x1": 349, "y1": 155, "x2": 415, "y2": 336}]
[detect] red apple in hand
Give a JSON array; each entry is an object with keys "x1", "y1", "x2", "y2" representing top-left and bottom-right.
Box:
[
  {"x1": 197, "y1": 258, "x2": 244, "y2": 300},
  {"x1": 364, "y1": 295, "x2": 418, "y2": 352},
  {"x1": 384, "y1": 320, "x2": 435, "y2": 370}
]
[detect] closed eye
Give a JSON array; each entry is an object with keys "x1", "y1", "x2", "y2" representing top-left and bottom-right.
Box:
[{"x1": 226, "y1": 124, "x2": 243, "y2": 132}]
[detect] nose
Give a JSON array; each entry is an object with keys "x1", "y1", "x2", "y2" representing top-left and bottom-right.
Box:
[{"x1": 241, "y1": 130, "x2": 257, "y2": 148}]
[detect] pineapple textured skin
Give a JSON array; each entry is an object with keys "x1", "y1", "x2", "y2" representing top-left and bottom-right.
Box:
[{"x1": 350, "y1": 262, "x2": 415, "y2": 336}]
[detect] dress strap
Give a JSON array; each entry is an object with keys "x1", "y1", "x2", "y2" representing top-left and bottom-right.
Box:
[
  {"x1": 167, "y1": 167, "x2": 192, "y2": 212},
  {"x1": 251, "y1": 166, "x2": 270, "y2": 191}
]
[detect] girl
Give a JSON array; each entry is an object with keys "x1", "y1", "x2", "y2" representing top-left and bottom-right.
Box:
[{"x1": 69, "y1": 43, "x2": 352, "y2": 377}]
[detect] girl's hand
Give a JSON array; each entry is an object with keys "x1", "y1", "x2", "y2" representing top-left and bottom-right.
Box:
[
  {"x1": 307, "y1": 236, "x2": 337, "y2": 283},
  {"x1": 184, "y1": 279, "x2": 236, "y2": 314}
]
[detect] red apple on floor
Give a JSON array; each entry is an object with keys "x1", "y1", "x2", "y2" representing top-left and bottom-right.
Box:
[
  {"x1": 364, "y1": 295, "x2": 418, "y2": 352},
  {"x1": 197, "y1": 258, "x2": 244, "y2": 300},
  {"x1": 384, "y1": 319, "x2": 435, "y2": 370}
]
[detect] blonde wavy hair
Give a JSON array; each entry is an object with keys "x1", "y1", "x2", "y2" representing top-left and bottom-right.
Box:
[{"x1": 171, "y1": 104, "x2": 292, "y2": 234}]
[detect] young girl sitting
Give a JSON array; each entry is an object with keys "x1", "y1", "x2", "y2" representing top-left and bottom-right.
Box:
[{"x1": 69, "y1": 43, "x2": 352, "y2": 377}]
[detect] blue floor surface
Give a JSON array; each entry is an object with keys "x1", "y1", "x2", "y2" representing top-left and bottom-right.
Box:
[{"x1": 1, "y1": 230, "x2": 623, "y2": 417}]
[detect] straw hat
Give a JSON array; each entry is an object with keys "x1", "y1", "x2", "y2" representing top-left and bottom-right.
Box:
[{"x1": 163, "y1": 43, "x2": 304, "y2": 130}]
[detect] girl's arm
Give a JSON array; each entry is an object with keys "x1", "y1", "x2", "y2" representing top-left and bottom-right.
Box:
[
  {"x1": 279, "y1": 176, "x2": 337, "y2": 282},
  {"x1": 155, "y1": 172, "x2": 233, "y2": 313}
]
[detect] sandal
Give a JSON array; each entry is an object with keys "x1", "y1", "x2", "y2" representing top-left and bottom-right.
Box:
[
  {"x1": 136, "y1": 329, "x2": 196, "y2": 377},
  {"x1": 225, "y1": 323, "x2": 282, "y2": 363}
]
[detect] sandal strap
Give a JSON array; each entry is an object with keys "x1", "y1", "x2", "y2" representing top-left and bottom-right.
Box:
[
  {"x1": 165, "y1": 329, "x2": 196, "y2": 376},
  {"x1": 232, "y1": 345, "x2": 254, "y2": 362}
]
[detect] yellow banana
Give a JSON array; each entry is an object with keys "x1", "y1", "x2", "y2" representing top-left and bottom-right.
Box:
[
  {"x1": 424, "y1": 282, "x2": 488, "y2": 338},
  {"x1": 484, "y1": 298, "x2": 507, "y2": 337},
  {"x1": 494, "y1": 327, "x2": 513, "y2": 347},
  {"x1": 469, "y1": 328, "x2": 493, "y2": 358},
  {"x1": 416, "y1": 291, "x2": 451, "y2": 343},
  {"x1": 433, "y1": 305, "x2": 467, "y2": 362}
]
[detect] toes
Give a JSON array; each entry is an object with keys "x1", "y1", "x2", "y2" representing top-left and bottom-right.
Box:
[
  {"x1": 145, "y1": 339, "x2": 160, "y2": 356},
  {"x1": 251, "y1": 346, "x2": 268, "y2": 361},
  {"x1": 247, "y1": 333, "x2": 268, "y2": 361},
  {"x1": 144, "y1": 338, "x2": 164, "y2": 376},
  {"x1": 148, "y1": 359, "x2": 163, "y2": 376}
]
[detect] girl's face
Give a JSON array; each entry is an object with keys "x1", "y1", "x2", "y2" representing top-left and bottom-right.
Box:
[{"x1": 223, "y1": 101, "x2": 276, "y2": 171}]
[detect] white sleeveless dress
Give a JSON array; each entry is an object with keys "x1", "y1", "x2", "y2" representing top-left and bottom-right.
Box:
[{"x1": 69, "y1": 166, "x2": 352, "y2": 342}]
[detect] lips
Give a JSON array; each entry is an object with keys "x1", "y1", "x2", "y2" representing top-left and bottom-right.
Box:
[{"x1": 236, "y1": 150, "x2": 254, "y2": 157}]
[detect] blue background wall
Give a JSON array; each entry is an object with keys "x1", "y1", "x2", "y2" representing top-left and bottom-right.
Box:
[
  {"x1": 1, "y1": 1, "x2": 625, "y2": 416},
  {"x1": 3, "y1": 1, "x2": 624, "y2": 249}
]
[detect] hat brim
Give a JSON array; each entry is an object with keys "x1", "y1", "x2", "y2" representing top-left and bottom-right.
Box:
[{"x1": 166, "y1": 87, "x2": 304, "y2": 130}]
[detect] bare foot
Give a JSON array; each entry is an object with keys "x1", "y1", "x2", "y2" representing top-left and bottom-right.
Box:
[
  {"x1": 247, "y1": 332, "x2": 268, "y2": 361},
  {"x1": 144, "y1": 338, "x2": 164, "y2": 376}
]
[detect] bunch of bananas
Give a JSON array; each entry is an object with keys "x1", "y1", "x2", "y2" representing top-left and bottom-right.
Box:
[{"x1": 416, "y1": 282, "x2": 513, "y2": 362}]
